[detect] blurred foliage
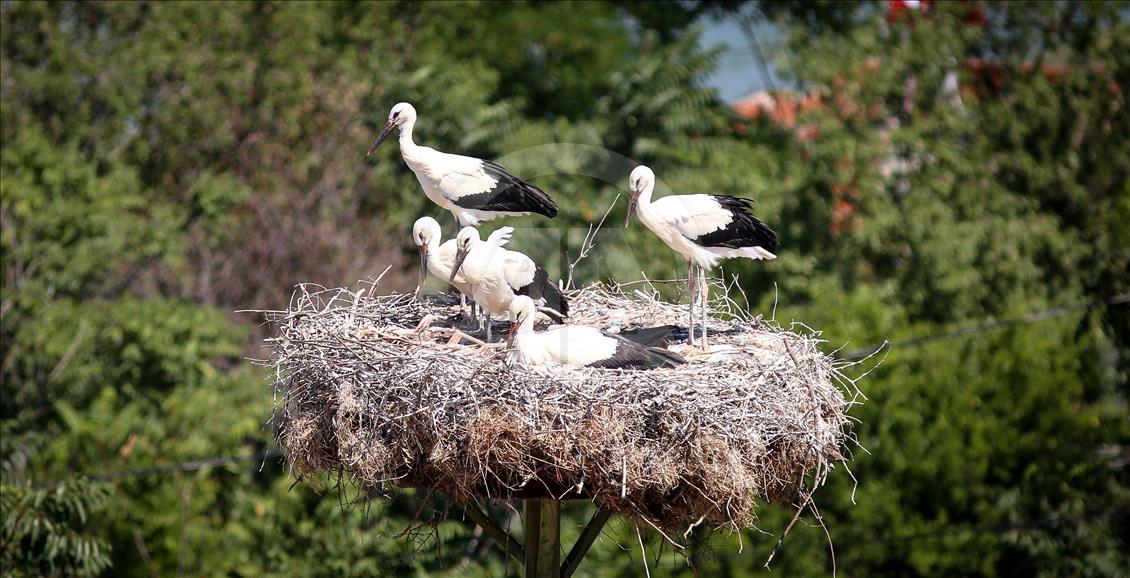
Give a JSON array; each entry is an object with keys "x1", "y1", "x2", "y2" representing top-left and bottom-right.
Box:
[
  {"x1": 1, "y1": 0, "x2": 1127, "y2": 577},
  {"x1": 0, "y1": 482, "x2": 112, "y2": 577}
]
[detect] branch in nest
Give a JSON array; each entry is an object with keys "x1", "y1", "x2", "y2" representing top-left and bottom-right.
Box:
[
  {"x1": 258, "y1": 280, "x2": 868, "y2": 543},
  {"x1": 566, "y1": 192, "x2": 621, "y2": 290}
]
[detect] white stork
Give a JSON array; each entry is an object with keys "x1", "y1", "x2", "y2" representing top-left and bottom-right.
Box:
[
  {"x1": 507, "y1": 296, "x2": 684, "y2": 369},
  {"x1": 450, "y1": 226, "x2": 568, "y2": 341},
  {"x1": 368, "y1": 102, "x2": 559, "y2": 226},
  {"x1": 412, "y1": 216, "x2": 511, "y2": 316},
  {"x1": 625, "y1": 165, "x2": 779, "y2": 349}
]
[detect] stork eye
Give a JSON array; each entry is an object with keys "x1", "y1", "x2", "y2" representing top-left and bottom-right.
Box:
[{"x1": 393, "y1": 112, "x2": 400, "y2": 120}]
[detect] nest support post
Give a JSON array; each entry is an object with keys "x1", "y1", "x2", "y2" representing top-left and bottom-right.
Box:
[
  {"x1": 269, "y1": 283, "x2": 858, "y2": 573},
  {"x1": 561, "y1": 507, "x2": 614, "y2": 578},
  {"x1": 524, "y1": 499, "x2": 615, "y2": 578},
  {"x1": 524, "y1": 499, "x2": 560, "y2": 578},
  {"x1": 461, "y1": 499, "x2": 525, "y2": 563},
  {"x1": 460, "y1": 497, "x2": 613, "y2": 578}
]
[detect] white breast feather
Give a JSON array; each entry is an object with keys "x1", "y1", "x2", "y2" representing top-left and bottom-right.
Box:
[
  {"x1": 428, "y1": 239, "x2": 463, "y2": 284},
  {"x1": 463, "y1": 245, "x2": 516, "y2": 316}
]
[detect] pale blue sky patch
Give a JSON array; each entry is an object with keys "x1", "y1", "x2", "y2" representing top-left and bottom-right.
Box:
[{"x1": 698, "y1": 14, "x2": 788, "y2": 102}]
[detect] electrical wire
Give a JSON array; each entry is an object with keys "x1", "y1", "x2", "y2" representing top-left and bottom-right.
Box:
[{"x1": 844, "y1": 293, "x2": 1129, "y2": 359}]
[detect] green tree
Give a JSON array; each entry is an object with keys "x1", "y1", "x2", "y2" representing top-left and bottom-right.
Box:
[{"x1": 2, "y1": 1, "x2": 1127, "y2": 576}]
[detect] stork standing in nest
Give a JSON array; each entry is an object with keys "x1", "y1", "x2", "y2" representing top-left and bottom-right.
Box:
[
  {"x1": 450, "y1": 227, "x2": 568, "y2": 341},
  {"x1": 507, "y1": 296, "x2": 684, "y2": 369},
  {"x1": 625, "y1": 165, "x2": 779, "y2": 349},
  {"x1": 411, "y1": 216, "x2": 511, "y2": 319},
  {"x1": 368, "y1": 102, "x2": 558, "y2": 227}
]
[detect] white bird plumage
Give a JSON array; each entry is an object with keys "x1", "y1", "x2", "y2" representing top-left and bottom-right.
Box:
[
  {"x1": 625, "y1": 165, "x2": 779, "y2": 349},
  {"x1": 507, "y1": 296, "x2": 683, "y2": 369},
  {"x1": 412, "y1": 216, "x2": 511, "y2": 297},
  {"x1": 450, "y1": 227, "x2": 568, "y2": 341},
  {"x1": 369, "y1": 102, "x2": 558, "y2": 227}
]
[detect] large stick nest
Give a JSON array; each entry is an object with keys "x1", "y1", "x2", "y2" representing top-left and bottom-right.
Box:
[{"x1": 261, "y1": 280, "x2": 863, "y2": 534}]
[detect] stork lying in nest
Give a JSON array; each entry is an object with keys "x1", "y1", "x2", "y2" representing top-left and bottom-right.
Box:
[{"x1": 260, "y1": 279, "x2": 864, "y2": 536}]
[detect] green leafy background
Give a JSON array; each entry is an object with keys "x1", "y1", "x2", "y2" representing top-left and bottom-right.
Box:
[{"x1": 2, "y1": 2, "x2": 1127, "y2": 577}]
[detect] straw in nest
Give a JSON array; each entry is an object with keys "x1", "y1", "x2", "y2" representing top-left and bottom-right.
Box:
[{"x1": 259, "y1": 279, "x2": 864, "y2": 536}]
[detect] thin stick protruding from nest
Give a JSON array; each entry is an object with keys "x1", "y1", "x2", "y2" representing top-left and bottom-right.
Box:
[
  {"x1": 566, "y1": 192, "x2": 620, "y2": 290},
  {"x1": 259, "y1": 280, "x2": 865, "y2": 540}
]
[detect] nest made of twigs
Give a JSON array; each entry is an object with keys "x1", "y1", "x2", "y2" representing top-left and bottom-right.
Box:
[{"x1": 259, "y1": 279, "x2": 863, "y2": 535}]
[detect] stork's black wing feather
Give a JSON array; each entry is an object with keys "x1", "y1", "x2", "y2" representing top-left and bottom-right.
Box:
[
  {"x1": 514, "y1": 266, "x2": 569, "y2": 318},
  {"x1": 451, "y1": 160, "x2": 559, "y2": 217},
  {"x1": 692, "y1": 196, "x2": 780, "y2": 253},
  {"x1": 620, "y1": 325, "x2": 678, "y2": 348},
  {"x1": 586, "y1": 335, "x2": 685, "y2": 370}
]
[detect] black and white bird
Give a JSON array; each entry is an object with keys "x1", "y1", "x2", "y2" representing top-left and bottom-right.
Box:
[
  {"x1": 450, "y1": 226, "x2": 568, "y2": 341},
  {"x1": 368, "y1": 102, "x2": 558, "y2": 226},
  {"x1": 412, "y1": 216, "x2": 510, "y2": 309},
  {"x1": 507, "y1": 296, "x2": 684, "y2": 369},
  {"x1": 618, "y1": 325, "x2": 679, "y2": 348},
  {"x1": 625, "y1": 165, "x2": 779, "y2": 349}
]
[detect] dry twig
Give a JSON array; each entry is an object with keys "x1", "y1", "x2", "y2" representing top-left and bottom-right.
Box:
[{"x1": 255, "y1": 280, "x2": 864, "y2": 538}]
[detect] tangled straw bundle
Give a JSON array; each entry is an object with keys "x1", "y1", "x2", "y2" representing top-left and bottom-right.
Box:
[{"x1": 261, "y1": 279, "x2": 864, "y2": 536}]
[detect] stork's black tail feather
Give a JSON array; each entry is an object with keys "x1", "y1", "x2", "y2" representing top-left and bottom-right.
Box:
[
  {"x1": 516, "y1": 180, "x2": 559, "y2": 218},
  {"x1": 699, "y1": 195, "x2": 780, "y2": 253}
]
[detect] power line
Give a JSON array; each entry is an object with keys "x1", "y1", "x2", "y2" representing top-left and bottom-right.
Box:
[
  {"x1": 30, "y1": 450, "x2": 283, "y2": 489},
  {"x1": 25, "y1": 294, "x2": 1130, "y2": 486},
  {"x1": 560, "y1": 508, "x2": 1116, "y2": 572},
  {"x1": 21, "y1": 296, "x2": 1128, "y2": 500},
  {"x1": 844, "y1": 293, "x2": 1130, "y2": 359}
]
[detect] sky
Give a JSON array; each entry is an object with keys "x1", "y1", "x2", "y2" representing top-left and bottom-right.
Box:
[{"x1": 697, "y1": 13, "x2": 789, "y2": 102}]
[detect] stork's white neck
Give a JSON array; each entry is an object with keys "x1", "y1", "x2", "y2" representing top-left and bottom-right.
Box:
[
  {"x1": 515, "y1": 313, "x2": 535, "y2": 335},
  {"x1": 458, "y1": 237, "x2": 487, "y2": 280},
  {"x1": 398, "y1": 117, "x2": 418, "y2": 150},
  {"x1": 638, "y1": 182, "x2": 655, "y2": 206},
  {"x1": 398, "y1": 117, "x2": 431, "y2": 170},
  {"x1": 635, "y1": 182, "x2": 659, "y2": 226}
]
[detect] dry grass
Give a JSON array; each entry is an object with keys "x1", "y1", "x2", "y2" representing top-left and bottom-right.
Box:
[{"x1": 257, "y1": 278, "x2": 865, "y2": 536}]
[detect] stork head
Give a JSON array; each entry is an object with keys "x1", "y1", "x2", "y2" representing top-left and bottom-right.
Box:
[
  {"x1": 507, "y1": 295, "x2": 537, "y2": 345},
  {"x1": 367, "y1": 102, "x2": 417, "y2": 156},
  {"x1": 449, "y1": 226, "x2": 481, "y2": 284},
  {"x1": 625, "y1": 165, "x2": 655, "y2": 228},
  {"x1": 412, "y1": 216, "x2": 441, "y2": 287}
]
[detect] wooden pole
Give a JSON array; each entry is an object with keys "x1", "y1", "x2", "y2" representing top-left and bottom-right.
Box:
[
  {"x1": 523, "y1": 499, "x2": 560, "y2": 578},
  {"x1": 561, "y1": 507, "x2": 613, "y2": 578},
  {"x1": 460, "y1": 499, "x2": 525, "y2": 563},
  {"x1": 458, "y1": 496, "x2": 611, "y2": 577}
]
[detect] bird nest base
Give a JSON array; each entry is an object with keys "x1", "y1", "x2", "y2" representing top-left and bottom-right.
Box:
[{"x1": 262, "y1": 280, "x2": 862, "y2": 534}]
